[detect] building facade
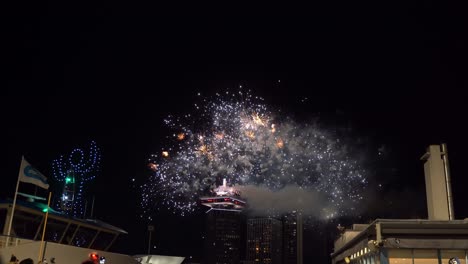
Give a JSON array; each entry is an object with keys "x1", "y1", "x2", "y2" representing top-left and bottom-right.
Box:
[
  {"x1": 246, "y1": 218, "x2": 282, "y2": 264},
  {"x1": 204, "y1": 209, "x2": 243, "y2": 264},
  {"x1": 331, "y1": 144, "x2": 467, "y2": 264},
  {"x1": 282, "y1": 212, "x2": 303, "y2": 264},
  {"x1": 331, "y1": 219, "x2": 468, "y2": 264}
]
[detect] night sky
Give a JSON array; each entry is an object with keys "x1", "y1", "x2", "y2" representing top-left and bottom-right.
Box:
[{"x1": 3, "y1": 2, "x2": 468, "y2": 263}]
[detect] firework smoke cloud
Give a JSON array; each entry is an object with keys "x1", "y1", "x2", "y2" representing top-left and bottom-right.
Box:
[{"x1": 140, "y1": 90, "x2": 367, "y2": 219}]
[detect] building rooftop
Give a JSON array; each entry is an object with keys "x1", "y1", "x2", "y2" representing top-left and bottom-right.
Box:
[
  {"x1": 0, "y1": 199, "x2": 128, "y2": 234},
  {"x1": 332, "y1": 218, "x2": 468, "y2": 263}
]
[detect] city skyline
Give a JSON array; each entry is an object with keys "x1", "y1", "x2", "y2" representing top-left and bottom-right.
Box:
[
  {"x1": 1, "y1": 88, "x2": 466, "y2": 263},
  {"x1": 3, "y1": 3, "x2": 468, "y2": 263}
]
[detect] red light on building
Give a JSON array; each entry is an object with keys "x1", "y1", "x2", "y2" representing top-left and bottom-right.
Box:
[{"x1": 89, "y1": 252, "x2": 99, "y2": 263}]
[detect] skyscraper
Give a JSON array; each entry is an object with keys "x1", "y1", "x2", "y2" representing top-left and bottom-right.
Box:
[
  {"x1": 282, "y1": 212, "x2": 303, "y2": 264},
  {"x1": 201, "y1": 179, "x2": 246, "y2": 264},
  {"x1": 204, "y1": 209, "x2": 243, "y2": 264},
  {"x1": 246, "y1": 218, "x2": 282, "y2": 264}
]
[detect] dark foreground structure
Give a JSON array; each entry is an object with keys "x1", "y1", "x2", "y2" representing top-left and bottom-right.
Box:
[
  {"x1": 332, "y1": 219, "x2": 468, "y2": 264},
  {"x1": 332, "y1": 144, "x2": 468, "y2": 264}
]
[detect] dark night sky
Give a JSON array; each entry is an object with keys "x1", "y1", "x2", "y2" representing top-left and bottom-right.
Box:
[{"x1": 2, "y1": 2, "x2": 468, "y2": 262}]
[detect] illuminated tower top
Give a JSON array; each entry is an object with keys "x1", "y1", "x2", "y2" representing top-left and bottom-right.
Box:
[{"x1": 200, "y1": 178, "x2": 246, "y2": 212}]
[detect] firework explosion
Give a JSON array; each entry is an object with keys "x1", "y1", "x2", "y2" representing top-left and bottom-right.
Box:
[{"x1": 141, "y1": 91, "x2": 367, "y2": 219}]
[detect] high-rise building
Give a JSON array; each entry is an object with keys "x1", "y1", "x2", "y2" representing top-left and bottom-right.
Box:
[
  {"x1": 201, "y1": 179, "x2": 246, "y2": 264},
  {"x1": 282, "y1": 212, "x2": 303, "y2": 264},
  {"x1": 246, "y1": 218, "x2": 282, "y2": 264},
  {"x1": 204, "y1": 209, "x2": 243, "y2": 264}
]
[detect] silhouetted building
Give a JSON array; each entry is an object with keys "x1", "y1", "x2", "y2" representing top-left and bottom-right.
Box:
[
  {"x1": 204, "y1": 210, "x2": 242, "y2": 264},
  {"x1": 332, "y1": 144, "x2": 463, "y2": 264},
  {"x1": 246, "y1": 218, "x2": 282, "y2": 264},
  {"x1": 282, "y1": 212, "x2": 303, "y2": 264},
  {"x1": 331, "y1": 219, "x2": 468, "y2": 264}
]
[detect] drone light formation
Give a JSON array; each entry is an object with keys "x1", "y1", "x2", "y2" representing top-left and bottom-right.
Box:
[
  {"x1": 52, "y1": 141, "x2": 101, "y2": 218},
  {"x1": 141, "y1": 91, "x2": 367, "y2": 219}
]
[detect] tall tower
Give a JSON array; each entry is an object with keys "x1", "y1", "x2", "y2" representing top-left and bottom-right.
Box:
[
  {"x1": 201, "y1": 179, "x2": 246, "y2": 264},
  {"x1": 420, "y1": 143, "x2": 454, "y2": 220},
  {"x1": 283, "y1": 212, "x2": 303, "y2": 264},
  {"x1": 246, "y1": 218, "x2": 282, "y2": 264},
  {"x1": 204, "y1": 209, "x2": 243, "y2": 264},
  {"x1": 200, "y1": 178, "x2": 246, "y2": 212}
]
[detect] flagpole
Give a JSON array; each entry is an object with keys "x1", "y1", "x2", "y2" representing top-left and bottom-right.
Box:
[
  {"x1": 5, "y1": 156, "x2": 24, "y2": 246},
  {"x1": 38, "y1": 192, "x2": 52, "y2": 263}
]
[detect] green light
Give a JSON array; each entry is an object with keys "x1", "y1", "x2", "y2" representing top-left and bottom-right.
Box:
[
  {"x1": 65, "y1": 177, "x2": 72, "y2": 184},
  {"x1": 42, "y1": 208, "x2": 48, "y2": 213}
]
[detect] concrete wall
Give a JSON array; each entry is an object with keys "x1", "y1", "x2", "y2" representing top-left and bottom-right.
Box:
[
  {"x1": 334, "y1": 231, "x2": 361, "y2": 252},
  {"x1": 423, "y1": 145, "x2": 450, "y2": 220}
]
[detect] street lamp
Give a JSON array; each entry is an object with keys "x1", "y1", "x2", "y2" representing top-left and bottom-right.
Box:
[{"x1": 147, "y1": 225, "x2": 154, "y2": 255}]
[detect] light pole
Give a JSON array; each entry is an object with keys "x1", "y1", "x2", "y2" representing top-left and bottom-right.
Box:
[{"x1": 147, "y1": 225, "x2": 154, "y2": 255}]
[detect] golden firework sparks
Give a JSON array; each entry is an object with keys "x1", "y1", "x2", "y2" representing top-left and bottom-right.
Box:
[
  {"x1": 148, "y1": 163, "x2": 158, "y2": 171},
  {"x1": 276, "y1": 138, "x2": 284, "y2": 148},
  {"x1": 252, "y1": 113, "x2": 266, "y2": 126},
  {"x1": 245, "y1": 130, "x2": 255, "y2": 139},
  {"x1": 197, "y1": 144, "x2": 214, "y2": 160},
  {"x1": 177, "y1": 133, "x2": 185, "y2": 140},
  {"x1": 271, "y1": 124, "x2": 276, "y2": 133},
  {"x1": 214, "y1": 133, "x2": 224, "y2": 140},
  {"x1": 199, "y1": 144, "x2": 208, "y2": 153}
]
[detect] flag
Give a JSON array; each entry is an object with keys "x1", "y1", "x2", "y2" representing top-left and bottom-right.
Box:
[{"x1": 19, "y1": 157, "x2": 49, "y2": 189}]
